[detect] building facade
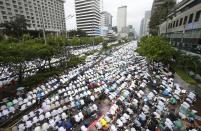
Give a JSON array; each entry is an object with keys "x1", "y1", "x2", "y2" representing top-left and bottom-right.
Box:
[
  {"x1": 144, "y1": 11, "x2": 151, "y2": 36},
  {"x1": 100, "y1": 11, "x2": 112, "y2": 36},
  {"x1": 139, "y1": 11, "x2": 151, "y2": 38},
  {"x1": 0, "y1": 0, "x2": 66, "y2": 32},
  {"x1": 117, "y1": 6, "x2": 127, "y2": 33},
  {"x1": 101, "y1": 11, "x2": 112, "y2": 29},
  {"x1": 159, "y1": 0, "x2": 201, "y2": 53},
  {"x1": 140, "y1": 18, "x2": 145, "y2": 38},
  {"x1": 75, "y1": 0, "x2": 101, "y2": 36}
]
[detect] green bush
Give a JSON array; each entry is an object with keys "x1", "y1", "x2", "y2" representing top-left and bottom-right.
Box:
[{"x1": 175, "y1": 66, "x2": 197, "y2": 85}]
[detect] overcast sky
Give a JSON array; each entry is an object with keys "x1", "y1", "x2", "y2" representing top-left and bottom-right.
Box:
[{"x1": 64, "y1": 0, "x2": 153, "y2": 34}]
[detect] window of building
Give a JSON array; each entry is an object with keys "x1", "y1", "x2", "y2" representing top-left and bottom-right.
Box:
[
  {"x1": 173, "y1": 21, "x2": 176, "y2": 28},
  {"x1": 168, "y1": 23, "x2": 171, "y2": 29},
  {"x1": 3, "y1": 16, "x2": 7, "y2": 19},
  {"x1": 176, "y1": 20, "x2": 179, "y2": 27},
  {"x1": 195, "y1": 10, "x2": 201, "y2": 22},
  {"x1": 179, "y1": 18, "x2": 183, "y2": 26},
  {"x1": 183, "y1": 16, "x2": 188, "y2": 25},
  {"x1": 188, "y1": 13, "x2": 194, "y2": 23},
  {"x1": 1, "y1": 11, "x2": 6, "y2": 14}
]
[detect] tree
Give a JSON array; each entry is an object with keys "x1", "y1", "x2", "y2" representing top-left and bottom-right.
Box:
[
  {"x1": 77, "y1": 29, "x2": 87, "y2": 37},
  {"x1": 0, "y1": 15, "x2": 30, "y2": 39},
  {"x1": 68, "y1": 29, "x2": 87, "y2": 38},
  {"x1": 71, "y1": 37, "x2": 80, "y2": 46},
  {"x1": 137, "y1": 36, "x2": 176, "y2": 65},
  {"x1": 149, "y1": 0, "x2": 176, "y2": 35}
]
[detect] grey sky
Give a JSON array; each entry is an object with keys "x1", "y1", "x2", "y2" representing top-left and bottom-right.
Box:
[{"x1": 64, "y1": 0, "x2": 154, "y2": 34}]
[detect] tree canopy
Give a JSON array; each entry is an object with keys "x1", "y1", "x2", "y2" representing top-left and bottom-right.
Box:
[
  {"x1": 0, "y1": 15, "x2": 29, "y2": 39},
  {"x1": 137, "y1": 36, "x2": 176, "y2": 64},
  {"x1": 149, "y1": 0, "x2": 176, "y2": 35},
  {"x1": 68, "y1": 29, "x2": 87, "y2": 37}
]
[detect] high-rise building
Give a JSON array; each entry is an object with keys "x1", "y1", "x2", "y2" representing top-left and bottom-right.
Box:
[
  {"x1": 75, "y1": 0, "x2": 101, "y2": 36},
  {"x1": 101, "y1": 11, "x2": 112, "y2": 29},
  {"x1": 117, "y1": 6, "x2": 127, "y2": 33},
  {"x1": 0, "y1": 0, "x2": 66, "y2": 32},
  {"x1": 140, "y1": 18, "x2": 145, "y2": 37},
  {"x1": 139, "y1": 11, "x2": 151, "y2": 38},
  {"x1": 100, "y1": 11, "x2": 112, "y2": 36},
  {"x1": 144, "y1": 11, "x2": 151, "y2": 35}
]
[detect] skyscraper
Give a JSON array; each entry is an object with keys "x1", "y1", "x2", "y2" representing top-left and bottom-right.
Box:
[
  {"x1": 0, "y1": 0, "x2": 66, "y2": 32},
  {"x1": 139, "y1": 11, "x2": 151, "y2": 38},
  {"x1": 75, "y1": 0, "x2": 101, "y2": 36},
  {"x1": 140, "y1": 18, "x2": 145, "y2": 38},
  {"x1": 100, "y1": 11, "x2": 112, "y2": 36},
  {"x1": 117, "y1": 6, "x2": 127, "y2": 33},
  {"x1": 101, "y1": 11, "x2": 112, "y2": 29},
  {"x1": 144, "y1": 11, "x2": 151, "y2": 36}
]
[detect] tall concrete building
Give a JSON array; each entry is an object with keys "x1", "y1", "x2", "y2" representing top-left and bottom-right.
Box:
[
  {"x1": 100, "y1": 11, "x2": 112, "y2": 36},
  {"x1": 140, "y1": 18, "x2": 145, "y2": 38},
  {"x1": 101, "y1": 11, "x2": 112, "y2": 29},
  {"x1": 144, "y1": 11, "x2": 151, "y2": 36},
  {"x1": 139, "y1": 11, "x2": 151, "y2": 38},
  {"x1": 75, "y1": 0, "x2": 101, "y2": 36},
  {"x1": 0, "y1": 0, "x2": 66, "y2": 32},
  {"x1": 117, "y1": 6, "x2": 127, "y2": 33}
]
